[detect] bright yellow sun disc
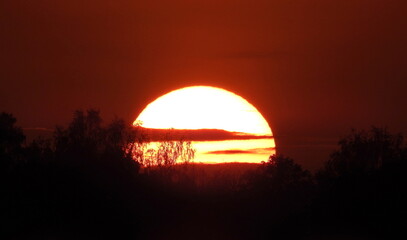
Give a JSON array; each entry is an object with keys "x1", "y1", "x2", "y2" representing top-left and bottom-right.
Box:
[
  {"x1": 135, "y1": 86, "x2": 272, "y2": 136},
  {"x1": 134, "y1": 86, "x2": 276, "y2": 163}
]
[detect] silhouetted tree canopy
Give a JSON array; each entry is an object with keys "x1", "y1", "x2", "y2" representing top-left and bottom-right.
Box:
[
  {"x1": 53, "y1": 109, "x2": 140, "y2": 172},
  {"x1": 0, "y1": 112, "x2": 25, "y2": 170},
  {"x1": 248, "y1": 155, "x2": 313, "y2": 193},
  {"x1": 319, "y1": 127, "x2": 406, "y2": 179},
  {"x1": 314, "y1": 127, "x2": 407, "y2": 238},
  {"x1": 2, "y1": 111, "x2": 407, "y2": 239}
]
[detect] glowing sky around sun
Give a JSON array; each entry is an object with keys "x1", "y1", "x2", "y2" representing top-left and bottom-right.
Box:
[{"x1": 134, "y1": 86, "x2": 272, "y2": 136}]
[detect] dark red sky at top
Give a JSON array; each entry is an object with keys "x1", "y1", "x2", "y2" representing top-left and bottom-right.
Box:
[{"x1": 1, "y1": 0, "x2": 406, "y2": 170}]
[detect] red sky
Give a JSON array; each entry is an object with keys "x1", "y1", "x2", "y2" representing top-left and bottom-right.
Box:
[{"x1": 1, "y1": 0, "x2": 406, "y2": 170}]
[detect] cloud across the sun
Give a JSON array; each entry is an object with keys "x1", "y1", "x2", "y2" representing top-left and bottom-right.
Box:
[
  {"x1": 206, "y1": 147, "x2": 275, "y2": 155},
  {"x1": 137, "y1": 127, "x2": 273, "y2": 142}
]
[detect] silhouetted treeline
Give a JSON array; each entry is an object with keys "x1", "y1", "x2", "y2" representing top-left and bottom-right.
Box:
[
  {"x1": 1, "y1": 110, "x2": 406, "y2": 239},
  {"x1": 313, "y1": 127, "x2": 407, "y2": 238}
]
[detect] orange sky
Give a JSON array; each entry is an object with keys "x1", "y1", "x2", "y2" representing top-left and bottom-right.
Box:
[{"x1": 1, "y1": 0, "x2": 406, "y2": 170}]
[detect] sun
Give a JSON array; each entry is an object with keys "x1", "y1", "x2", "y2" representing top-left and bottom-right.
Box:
[
  {"x1": 135, "y1": 86, "x2": 272, "y2": 135},
  {"x1": 134, "y1": 86, "x2": 275, "y2": 163}
]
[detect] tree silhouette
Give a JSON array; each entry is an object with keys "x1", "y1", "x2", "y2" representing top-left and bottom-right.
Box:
[
  {"x1": 145, "y1": 140, "x2": 195, "y2": 167},
  {"x1": 314, "y1": 127, "x2": 407, "y2": 238},
  {"x1": 26, "y1": 110, "x2": 144, "y2": 238},
  {"x1": 248, "y1": 155, "x2": 313, "y2": 193},
  {"x1": 128, "y1": 127, "x2": 196, "y2": 182},
  {"x1": 5, "y1": 109, "x2": 407, "y2": 239},
  {"x1": 53, "y1": 109, "x2": 140, "y2": 169},
  {"x1": 0, "y1": 112, "x2": 25, "y2": 170},
  {"x1": 239, "y1": 155, "x2": 315, "y2": 238},
  {"x1": 319, "y1": 127, "x2": 405, "y2": 179}
]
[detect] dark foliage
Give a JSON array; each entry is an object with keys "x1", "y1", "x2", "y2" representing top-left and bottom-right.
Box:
[
  {"x1": 1, "y1": 111, "x2": 406, "y2": 239},
  {"x1": 1, "y1": 110, "x2": 142, "y2": 239},
  {"x1": 315, "y1": 127, "x2": 407, "y2": 238},
  {"x1": 320, "y1": 127, "x2": 405, "y2": 178},
  {"x1": 0, "y1": 112, "x2": 25, "y2": 170}
]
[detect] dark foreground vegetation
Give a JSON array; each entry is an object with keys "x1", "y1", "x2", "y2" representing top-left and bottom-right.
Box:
[{"x1": 1, "y1": 110, "x2": 407, "y2": 239}]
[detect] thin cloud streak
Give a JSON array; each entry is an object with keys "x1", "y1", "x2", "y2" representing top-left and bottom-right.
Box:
[{"x1": 206, "y1": 147, "x2": 275, "y2": 155}]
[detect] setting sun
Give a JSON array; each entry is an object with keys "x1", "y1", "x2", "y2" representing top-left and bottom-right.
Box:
[
  {"x1": 134, "y1": 86, "x2": 276, "y2": 163},
  {"x1": 135, "y1": 86, "x2": 272, "y2": 135}
]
